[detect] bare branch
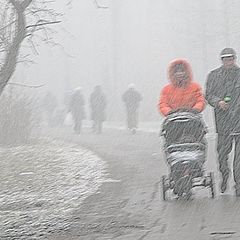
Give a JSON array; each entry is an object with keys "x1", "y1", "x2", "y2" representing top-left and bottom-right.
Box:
[
  {"x1": 27, "y1": 37, "x2": 39, "y2": 55},
  {"x1": 0, "y1": 20, "x2": 16, "y2": 32},
  {"x1": 26, "y1": 20, "x2": 61, "y2": 29},
  {"x1": 17, "y1": 53, "x2": 36, "y2": 65},
  {"x1": 94, "y1": 0, "x2": 108, "y2": 9},
  {"x1": 21, "y1": 0, "x2": 33, "y2": 9},
  {"x1": 8, "y1": 82, "x2": 44, "y2": 88},
  {"x1": 8, "y1": 0, "x2": 20, "y2": 9}
]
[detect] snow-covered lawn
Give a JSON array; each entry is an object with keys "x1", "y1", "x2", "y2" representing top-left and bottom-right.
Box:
[{"x1": 0, "y1": 139, "x2": 106, "y2": 239}]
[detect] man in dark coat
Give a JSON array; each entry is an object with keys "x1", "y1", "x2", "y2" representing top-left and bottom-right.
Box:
[
  {"x1": 122, "y1": 84, "x2": 142, "y2": 134},
  {"x1": 205, "y1": 48, "x2": 240, "y2": 196},
  {"x1": 69, "y1": 87, "x2": 85, "y2": 134},
  {"x1": 90, "y1": 85, "x2": 106, "y2": 134}
]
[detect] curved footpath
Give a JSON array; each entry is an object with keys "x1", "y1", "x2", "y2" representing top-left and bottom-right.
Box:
[{"x1": 49, "y1": 127, "x2": 240, "y2": 240}]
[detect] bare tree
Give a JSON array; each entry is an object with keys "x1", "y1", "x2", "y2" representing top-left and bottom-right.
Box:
[{"x1": 0, "y1": 0, "x2": 61, "y2": 95}]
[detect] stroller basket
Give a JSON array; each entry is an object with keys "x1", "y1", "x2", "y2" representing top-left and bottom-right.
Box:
[{"x1": 167, "y1": 149, "x2": 205, "y2": 166}]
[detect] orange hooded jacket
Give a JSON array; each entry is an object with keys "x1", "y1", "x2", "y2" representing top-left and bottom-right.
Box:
[{"x1": 158, "y1": 59, "x2": 205, "y2": 116}]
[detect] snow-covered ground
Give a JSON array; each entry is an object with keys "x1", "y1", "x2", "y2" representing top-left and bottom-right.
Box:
[{"x1": 0, "y1": 139, "x2": 106, "y2": 239}]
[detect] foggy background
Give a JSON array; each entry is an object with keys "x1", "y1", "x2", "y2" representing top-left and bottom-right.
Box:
[{"x1": 12, "y1": 0, "x2": 240, "y2": 123}]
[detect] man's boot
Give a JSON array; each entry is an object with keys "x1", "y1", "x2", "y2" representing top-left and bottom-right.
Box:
[
  {"x1": 131, "y1": 128, "x2": 137, "y2": 135},
  {"x1": 235, "y1": 184, "x2": 240, "y2": 197},
  {"x1": 220, "y1": 172, "x2": 229, "y2": 193}
]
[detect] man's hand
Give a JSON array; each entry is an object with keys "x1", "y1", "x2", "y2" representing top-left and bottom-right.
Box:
[{"x1": 218, "y1": 100, "x2": 229, "y2": 110}]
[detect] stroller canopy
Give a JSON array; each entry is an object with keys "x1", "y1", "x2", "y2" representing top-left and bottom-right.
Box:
[{"x1": 162, "y1": 112, "x2": 207, "y2": 145}]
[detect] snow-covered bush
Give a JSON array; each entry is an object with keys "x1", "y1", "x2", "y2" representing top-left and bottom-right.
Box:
[{"x1": 0, "y1": 89, "x2": 40, "y2": 145}]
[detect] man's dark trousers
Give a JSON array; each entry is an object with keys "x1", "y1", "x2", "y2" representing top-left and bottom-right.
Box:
[{"x1": 217, "y1": 134, "x2": 240, "y2": 189}]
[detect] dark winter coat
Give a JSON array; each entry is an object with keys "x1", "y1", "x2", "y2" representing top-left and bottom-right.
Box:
[
  {"x1": 90, "y1": 91, "x2": 106, "y2": 121},
  {"x1": 205, "y1": 65, "x2": 240, "y2": 134},
  {"x1": 122, "y1": 89, "x2": 142, "y2": 112},
  {"x1": 69, "y1": 92, "x2": 85, "y2": 120}
]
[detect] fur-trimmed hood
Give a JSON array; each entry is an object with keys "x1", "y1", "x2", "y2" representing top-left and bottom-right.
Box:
[{"x1": 168, "y1": 58, "x2": 193, "y2": 87}]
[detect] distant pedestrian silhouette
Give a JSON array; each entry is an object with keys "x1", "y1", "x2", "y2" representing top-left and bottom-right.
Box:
[
  {"x1": 90, "y1": 85, "x2": 107, "y2": 134},
  {"x1": 122, "y1": 84, "x2": 142, "y2": 134},
  {"x1": 69, "y1": 87, "x2": 85, "y2": 134}
]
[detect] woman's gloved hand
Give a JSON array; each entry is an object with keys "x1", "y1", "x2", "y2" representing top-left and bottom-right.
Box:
[
  {"x1": 188, "y1": 109, "x2": 200, "y2": 114},
  {"x1": 168, "y1": 108, "x2": 199, "y2": 115}
]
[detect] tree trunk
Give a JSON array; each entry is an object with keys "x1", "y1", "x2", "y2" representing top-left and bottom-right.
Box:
[{"x1": 0, "y1": 0, "x2": 32, "y2": 96}]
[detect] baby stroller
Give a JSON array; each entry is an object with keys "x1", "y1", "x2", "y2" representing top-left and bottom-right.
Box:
[{"x1": 161, "y1": 110, "x2": 215, "y2": 200}]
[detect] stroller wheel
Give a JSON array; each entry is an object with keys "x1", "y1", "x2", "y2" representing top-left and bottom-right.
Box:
[
  {"x1": 209, "y1": 172, "x2": 215, "y2": 199},
  {"x1": 161, "y1": 175, "x2": 167, "y2": 201},
  {"x1": 177, "y1": 189, "x2": 183, "y2": 197}
]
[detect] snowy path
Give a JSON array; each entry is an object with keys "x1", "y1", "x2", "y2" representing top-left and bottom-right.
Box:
[{"x1": 48, "y1": 128, "x2": 240, "y2": 240}]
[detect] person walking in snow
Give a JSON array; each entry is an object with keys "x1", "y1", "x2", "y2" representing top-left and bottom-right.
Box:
[
  {"x1": 122, "y1": 84, "x2": 142, "y2": 134},
  {"x1": 89, "y1": 85, "x2": 107, "y2": 134},
  {"x1": 158, "y1": 58, "x2": 205, "y2": 116},
  {"x1": 69, "y1": 87, "x2": 86, "y2": 134},
  {"x1": 206, "y1": 48, "x2": 240, "y2": 196}
]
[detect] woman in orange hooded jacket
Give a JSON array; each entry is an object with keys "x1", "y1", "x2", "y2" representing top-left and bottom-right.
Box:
[{"x1": 158, "y1": 59, "x2": 205, "y2": 116}]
